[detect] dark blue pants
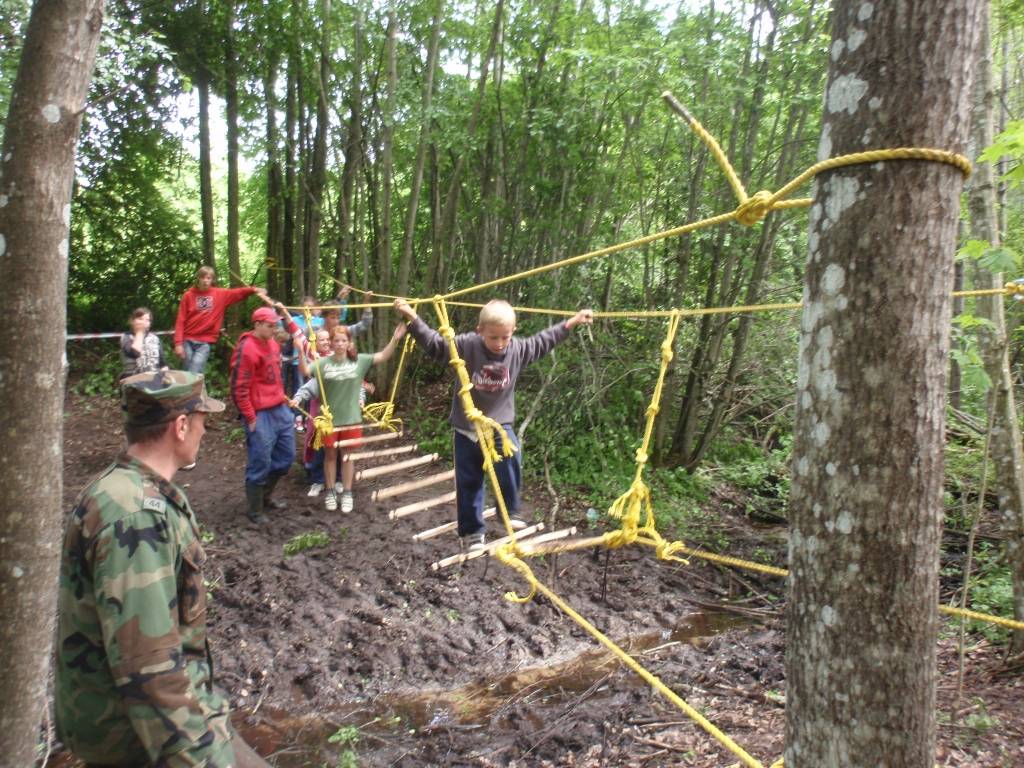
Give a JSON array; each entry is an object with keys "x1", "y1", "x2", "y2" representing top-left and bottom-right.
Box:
[
  {"x1": 454, "y1": 426, "x2": 520, "y2": 537},
  {"x1": 244, "y1": 403, "x2": 295, "y2": 485}
]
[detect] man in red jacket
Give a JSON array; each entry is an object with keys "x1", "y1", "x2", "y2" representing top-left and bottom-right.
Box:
[
  {"x1": 231, "y1": 306, "x2": 298, "y2": 523},
  {"x1": 175, "y1": 265, "x2": 266, "y2": 374}
]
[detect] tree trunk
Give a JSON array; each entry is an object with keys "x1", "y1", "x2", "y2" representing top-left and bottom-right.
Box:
[
  {"x1": 306, "y1": 0, "x2": 331, "y2": 297},
  {"x1": 224, "y1": 0, "x2": 242, "y2": 333},
  {"x1": 428, "y1": 0, "x2": 503, "y2": 295},
  {"x1": 265, "y1": 53, "x2": 284, "y2": 299},
  {"x1": 197, "y1": 0, "x2": 215, "y2": 265},
  {"x1": 785, "y1": 3, "x2": 982, "y2": 766},
  {"x1": 335, "y1": 7, "x2": 363, "y2": 285},
  {"x1": 283, "y1": 46, "x2": 298, "y2": 301},
  {"x1": 965, "y1": 5, "x2": 1024, "y2": 654},
  {"x1": 397, "y1": 0, "x2": 443, "y2": 298},
  {"x1": 0, "y1": 0, "x2": 105, "y2": 762}
]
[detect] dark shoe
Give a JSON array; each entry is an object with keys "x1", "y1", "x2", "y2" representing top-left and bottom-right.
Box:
[
  {"x1": 244, "y1": 484, "x2": 268, "y2": 524},
  {"x1": 181, "y1": 461, "x2": 197, "y2": 471},
  {"x1": 264, "y1": 473, "x2": 288, "y2": 511}
]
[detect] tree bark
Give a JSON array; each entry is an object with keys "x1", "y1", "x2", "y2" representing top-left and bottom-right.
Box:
[
  {"x1": 196, "y1": 0, "x2": 215, "y2": 265},
  {"x1": 785, "y1": 3, "x2": 982, "y2": 766},
  {"x1": 335, "y1": 7, "x2": 364, "y2": 285},
  {"x1": 965, "y1": 4, "x2": 1024, "y2": 654},
  {"x1": 264, "y1": 52, "x2": 284, "y2": 299},
  {"x1": 305, "y1": 0, "x2": 331, "y2": 296},
  {"x1": 224, "y1": 0, "x2": 242, "y2": 330},
  {"x1": 0, "y1": 0, "x2": 105, "y2": 762},
  {"x1": 397, "y1": 0, "x2": 443, "y2": 298}
]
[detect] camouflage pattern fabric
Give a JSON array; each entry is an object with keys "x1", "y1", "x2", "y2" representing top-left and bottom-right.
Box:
[{"x1": 56, "y1": 453, "x2": 234, "y2": 767}]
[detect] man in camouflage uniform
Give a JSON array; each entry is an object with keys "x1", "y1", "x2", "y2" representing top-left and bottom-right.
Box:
[{"x1": 55, "y1": 370, "x2": 269, "y2": 767}]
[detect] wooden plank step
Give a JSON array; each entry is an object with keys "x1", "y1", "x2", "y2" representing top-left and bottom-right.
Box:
[
  {"x1": 356, "y1": 453, "x2": 439, "y2": 481},
  {"x1": 389, "y1": 491, "x2": 457, "y2": 520},
  {"x1": 430, "y1": 523, "x2": 545, "y2": 571},
  {"x1": 515, "y1": 527, "x2": 580, "y2": 554},
  {"x1": 412, "y1": 508, "x2": 497, "y2": 541},
  {"x1": 343, "y1": 444, "x2": 417, "y2": 462},
  {"x1": 371, "y1": 469, "x2": 454, "y2": 501},
  {"x1": 334, "y1": 431, "x2": 403, "y2": 449}
]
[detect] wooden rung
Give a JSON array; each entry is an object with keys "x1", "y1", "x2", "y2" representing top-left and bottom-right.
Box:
[
  {"x1": 343, "y1": 444, "x2": 417, "y2": 462},
  {"x1": 413, "y1": 508, "x2": 497, "y2": 541},
  {"x1": 355, "y1": 453, "x2": 439, "y2": 481},
  {"x1": 333, "y1": 431, "x2": 403, "y2": 449},
  {"x1": 389, "y1": 491, "x2": 458, "y2": 520},
  {"x1": 430, "y1": 523, "x2": 545, "y2": 571},
  {"x1": 371, "y1": 469, "x2": 454, "y2": 501},
  {"x1": 516, "y1": 527, "x2": 580, "y2": 554},
  {"x1": 521, "y1": 533, "x2": 607, "y2": 555}
]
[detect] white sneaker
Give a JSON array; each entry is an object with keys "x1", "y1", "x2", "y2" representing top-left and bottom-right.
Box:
[
  {"x1": 325, "y1": 492, "x2": 338, "y2": 511},
  {"x1": 181, "y1": 462, "x2": 197, "y2": 471},
  {"x1": 334, "y1": 482, "x2": 344, "y2": 495},
  {"x1": 307, "y1": 482, "x2": 324, "y2": 497},
  {"x1": 467, "y1": 533, "x2": 487, "y2": 552},
  {"x1": 509, "y1": 516, "x2": 528, "y2": 530},
  {"x1": 340, "y1": 490, "x2": 354, "y2": 514}
]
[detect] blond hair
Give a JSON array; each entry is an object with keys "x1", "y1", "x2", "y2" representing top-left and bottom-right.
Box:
[{"x1": 478, "y1": 299, "x2": 516, "y2": 328}]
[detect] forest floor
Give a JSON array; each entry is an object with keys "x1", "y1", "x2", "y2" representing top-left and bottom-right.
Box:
[{"x1": 48, "y1": 383, "x2": 1024, "y2": 768}]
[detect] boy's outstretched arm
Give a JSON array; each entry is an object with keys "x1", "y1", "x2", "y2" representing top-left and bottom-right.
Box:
[
  {"x1": 393, "y1": 298, "x2": 451, "y2": 362},
  {"x1": 565, "y1": 308, "x2": 595, "y2": 330}
]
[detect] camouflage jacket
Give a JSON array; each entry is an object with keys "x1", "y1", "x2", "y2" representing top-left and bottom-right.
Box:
[{"x1": 56, "y1": 453, "x2": 233, "y2": 767}]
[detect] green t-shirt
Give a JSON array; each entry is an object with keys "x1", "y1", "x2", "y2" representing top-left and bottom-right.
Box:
[{"x1": 311, "y1": 353, "x2": 374, "y2": 427}]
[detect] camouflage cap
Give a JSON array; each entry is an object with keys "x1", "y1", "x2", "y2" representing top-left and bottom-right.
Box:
[{"x1": 121, "y1": 370, "x2": 225, "y2": 427}]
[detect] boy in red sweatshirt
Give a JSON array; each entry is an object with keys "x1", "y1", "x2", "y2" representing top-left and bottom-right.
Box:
[
  {"x1": 231, "y1": 306, "x2": 299, "y2": 523},
  {"x1": 174, "y1": 265, "x2": 266, "y2": 374}
]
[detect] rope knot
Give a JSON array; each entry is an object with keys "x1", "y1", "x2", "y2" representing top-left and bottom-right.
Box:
[{"x1": 735, "y1": 190, "x2": 774, "y2": 226}]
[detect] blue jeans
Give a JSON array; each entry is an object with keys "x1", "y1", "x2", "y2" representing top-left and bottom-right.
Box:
[
  {"x1": 184, "y1": 340, "x2": 211, "y2": 374},
  {"x1": 453, "y1": 426, "x2": 521, "y2": 537},
  {"x1": 244, "y1": 404, "x2": 295, "y2": 485}
]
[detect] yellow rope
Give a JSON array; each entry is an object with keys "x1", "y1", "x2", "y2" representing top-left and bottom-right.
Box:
[
  {"x1": 361, "y1": 333, "x2": 413, "y2": 432},
  {"x1": 492, "y1": 543, "x2": 776, "y2": 768}
]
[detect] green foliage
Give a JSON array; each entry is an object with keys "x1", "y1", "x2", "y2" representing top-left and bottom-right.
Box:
[
  {"x1": 978, "y1": 119, "x2": 1024, "y2": 187},
  {"x1": 282, "y1": 531, "x2": 331, "y2": 557},
  {"x1": 327, "y1": 724, "x2": 360, "y2": 768},
  {"x1": 967, "y1": 544, "x2": 1015, "y2": 645},
  {"x1": 74, "y1": 351, "x2": 123, "y2": 398},
  {"x1": 956, "y1": 239, "x2": 1021, "y2": 275}
]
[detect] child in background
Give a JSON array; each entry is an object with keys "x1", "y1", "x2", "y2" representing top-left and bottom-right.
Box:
[
  {"x1": 119, "y1": 307, "x2": 165, "y2": 380},
  {"x1": 292, "y1": 322, "x2": 406, "y2": 513},
  {"x1": 174, "y1": 266, "x2": 266, "y2": 374},
  {"x1": 394, "y1": 298, "x2": 593, "y2": 549}
]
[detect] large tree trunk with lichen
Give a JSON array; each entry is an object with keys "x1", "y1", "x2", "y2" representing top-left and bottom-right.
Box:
[
  {"x1": 965, "y1": 5, "x2": 1024, "y2": 655},
  {"x1": 785, "y1": 2, "x2": 983, "y2": 766},
  {"x1": 0, "y1": 0, "x2": 105, "y2": 762}
]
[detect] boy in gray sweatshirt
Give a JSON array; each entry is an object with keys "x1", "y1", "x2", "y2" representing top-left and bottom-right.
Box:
[{"x1": 394, "y1": 298, "x2": 593, "y2": 549}]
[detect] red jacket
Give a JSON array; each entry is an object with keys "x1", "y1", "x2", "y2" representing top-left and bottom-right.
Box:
[
  {"x1": 174, "y1": 286, "x2": 258, "y2": 345},
  {"x1": 229, "y1": 319, "x2": 298, "y2": 423}
]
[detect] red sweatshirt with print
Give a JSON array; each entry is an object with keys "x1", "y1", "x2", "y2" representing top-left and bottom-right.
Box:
[
  {"x1": 229, "y1": 319, "x2": 299, "y2": 424},
  {"x1": 174, "y1": 286, "x2": 259, "y2": 345}
]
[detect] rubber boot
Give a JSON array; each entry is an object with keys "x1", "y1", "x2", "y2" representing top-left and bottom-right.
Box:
[
  {"x1": 264, "y1": 472, "x2": 288, "y2": 511},
  {"x1": 244, "y1": 484, "x2": 268, "y2": 524}
]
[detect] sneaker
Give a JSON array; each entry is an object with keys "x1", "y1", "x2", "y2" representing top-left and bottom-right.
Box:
[
  {"x1": 307, "y1": 482, "x2": 324, "y2": 497},
  {"x1": 181, "y1": 462, "x2": 197, "y2": 471},
  {"x1": 340, "y1": 490, "x2": 354, "y2": 514},
  {"x1": 325, "y1": 492, "x2": 338, "y2": 511},
  {"x1": 509, "y1": 516, "x2": 528, "y2": 530},
  {"x1": 466, "y1": 533, "x2": 487, "y2": 552},
  {"x1": 334, "y1": 482, "x2": 344, "y2": 495}
]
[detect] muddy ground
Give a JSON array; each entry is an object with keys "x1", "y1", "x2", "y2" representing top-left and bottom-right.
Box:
[{"x1": 50, "y1": 382, "x2": 1024, "y2": 767}]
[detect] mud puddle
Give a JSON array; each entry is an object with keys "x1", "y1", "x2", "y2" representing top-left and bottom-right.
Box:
[{"x1": 236, "y1": 611, "x2": 747, "y2": 766}]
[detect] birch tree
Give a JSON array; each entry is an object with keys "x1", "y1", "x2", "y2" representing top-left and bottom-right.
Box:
[
  {"x1": 785, "y1": 2, "x2": 983, "y2": 765},
  {"x1": 0, "y1": 0, "x2": 106, "y2": 762}
]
